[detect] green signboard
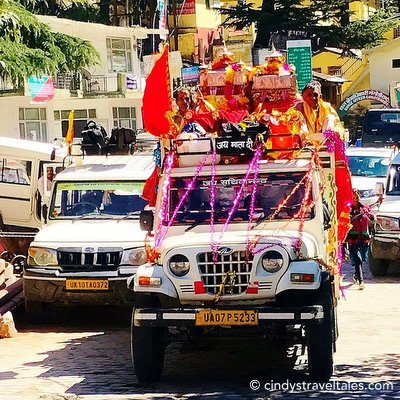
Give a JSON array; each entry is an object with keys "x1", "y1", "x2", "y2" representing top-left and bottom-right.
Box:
[{"x1": 287, "y1": 40, "x2": 312, "y2": 92}]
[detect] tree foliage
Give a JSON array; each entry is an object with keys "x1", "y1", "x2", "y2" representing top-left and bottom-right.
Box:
[
  {"x1": 0, "y1": 0, "x2": 99, "y2": 83},
  {"x1": 220, "y1": 0, "x2": 399, "y2": 51}
]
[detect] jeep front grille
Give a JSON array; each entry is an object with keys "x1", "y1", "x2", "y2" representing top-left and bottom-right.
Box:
[
  {"x1": 57, "y1": 247, "x2": 122, "y2": 272},
  {"x1": 197, "y1": 251, "x2": 253, "y2": 295}
]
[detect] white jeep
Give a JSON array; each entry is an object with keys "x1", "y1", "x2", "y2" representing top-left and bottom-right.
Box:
[{"x1": 129, "y1": 146, "x2": 339, "y2": 382}]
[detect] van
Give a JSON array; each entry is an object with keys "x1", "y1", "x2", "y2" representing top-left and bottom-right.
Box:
[
  {"x1": 361, "y1": 109, "x2": 400, "y2": 147},
  {"x1": 23, "y1": 153, "x2": 155, "y2": 321},
  {"x1": 0, "y1": 137, "x2": 66, "y2": 253}
]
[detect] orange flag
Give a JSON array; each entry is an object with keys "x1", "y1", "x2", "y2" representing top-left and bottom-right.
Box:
[
  {"x1": 142, "y1": 44, "x2": 172, "y2": 137},
  {"x1": 65, "y1": 110, "x2": 74, "y2": 144}
]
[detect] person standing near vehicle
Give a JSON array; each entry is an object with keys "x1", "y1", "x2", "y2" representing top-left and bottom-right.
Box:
[
  {"x1": 37, "y1": 167, "x2": 55, "y2": 200},
  {"x1": 346, "y1": 189, "x2": 374, "y2": 290}
]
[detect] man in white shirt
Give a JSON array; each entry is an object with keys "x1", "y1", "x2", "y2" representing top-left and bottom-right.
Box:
[{"x1": 37, "y1": 167, "x2": 55, "y2": 200}]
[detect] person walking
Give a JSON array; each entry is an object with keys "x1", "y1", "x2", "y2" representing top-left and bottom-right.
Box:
[{"x1": 346, "y1": 189, "x2": 374, "y2": 290}]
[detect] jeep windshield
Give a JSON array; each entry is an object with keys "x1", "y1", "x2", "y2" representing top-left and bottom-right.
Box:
[
  {"x1": 386, "y1": 164, "x2": 400, "y2": 195},
  {"x1": 167, "y1": 172, "x2": 313, "y2": 225},
  {"x1": 362, "y1": 110, "x2": 400, "y2": 146},
  {"x1": 49, "y1": 181, "x2": 148, "y2": 219}
]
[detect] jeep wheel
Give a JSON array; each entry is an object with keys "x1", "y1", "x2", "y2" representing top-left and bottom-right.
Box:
[
  {"x1": 368, "y1": 254, "x2": 389, "y2": 276},
  {"x1": 131, "y1": 296, "x2": 166, "y2": 382},
  {"x1": 307, "y1": 285, "x2": 334, "y2": 381},
  {"x1": 25, "y1": 300, "x2": 46, "y2": 324}
]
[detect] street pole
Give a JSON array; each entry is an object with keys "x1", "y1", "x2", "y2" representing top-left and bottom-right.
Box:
[{"x1": 171, "y1": 0, "x2": 179, "y2": 51}]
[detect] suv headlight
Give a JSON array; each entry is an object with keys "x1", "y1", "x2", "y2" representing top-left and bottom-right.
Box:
[
  {"x1": 261, "y1": 250, "x2": 284, "y2": 273},
  {"x1": 28, "y1": 247, "x2": 58, "y2": 266},
  {"x1": 121, "y1": 247, "x2": 147, "y2": 266},
  {"x1": 376, "y1": 216, "x2": 399, "y2": 231},
  {"x1": 169, "y1": 254, "x2": 190, "y2": 277}
]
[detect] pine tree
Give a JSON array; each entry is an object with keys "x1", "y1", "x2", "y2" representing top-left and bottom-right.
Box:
[
  {"x1": 220, "y1": 0, "x2": 399, "y2": 51},
  {"x1": 0, "y1": 0, "x2": 99, "y2": 83}
]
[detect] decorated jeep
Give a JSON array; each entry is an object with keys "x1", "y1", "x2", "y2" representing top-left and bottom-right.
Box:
[{"x1": 128, "y1": 45, "x2": 352, "y2": 383}]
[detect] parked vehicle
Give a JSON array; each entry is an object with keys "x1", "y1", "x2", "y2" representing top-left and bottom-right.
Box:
[
  {"x1": 369, "y1": 152, "x2": 400, "y2": 276},
  {"x1": 23, "y1": 153, "x2": 155, "y2": 321},
  {"x1": 0, "y1": 137, "x2": 66, "y2": 257},
  {"x1": 346, "y1": 147, "x2": 395, "y2": 208},
  {"x1": 129, "y1": 140, "x2": 339, "y2": 383},
  {"x1": 361, "y1": 109, "x2": 400, "y2": 147}
]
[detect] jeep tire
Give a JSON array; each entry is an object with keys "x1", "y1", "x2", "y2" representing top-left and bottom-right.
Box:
[
  {"x1": 307, "y1": 284, "x2": 334, "y2": 381},
  {"x1": 25, "y1": 300, "x2": 46, "y2": 324},
  {"x1": 368, "y1": 254, "x2": 389, "y2": 276},
  {"x1": 131, "y1": 296, "x2": 166, "y2": 382}
]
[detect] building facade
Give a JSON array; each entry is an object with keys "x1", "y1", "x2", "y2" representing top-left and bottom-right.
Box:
[{"x1": 0, "y1": 16, "x2": 167, "y2": 143}]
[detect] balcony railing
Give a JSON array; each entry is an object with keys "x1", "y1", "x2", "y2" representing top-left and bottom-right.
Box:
[
  {"x1": 53, "y1": 73, "x2": 80, "y2": 91},
  {"x1": 82, "y1": 75, "x2": 119, "y2": 94},
  {"x1": 0, "y1": 78, "x2": 20, "y2": 94}
]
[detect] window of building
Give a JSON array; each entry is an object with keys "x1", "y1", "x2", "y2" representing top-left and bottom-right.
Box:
[
  {"x1": 394, "y1": 27, "x2": 400, "y2": 39},
  {"x1": 19, "y1": 108, "x2": 47, "y2": 142},
  {"x1": 54, "y1": 109, "x2": 97, "y2": 138},
  {"x1": 393, "y1": 59, "x2": 400, "y2": 68},
  {"x1": 112, "y1": 107, "x2": 137, "y2": 130},
  {"x1": 106, "y1": 38, "x2": 132, "y2": 73},
  {"x1": 313, "y1": 68, "x2": 322, "y2": 73},
  {"x1": 0, "y1": 158, "x2": 31, "y2": 185},
  {"x1": 327, "y1": 66, "x2": 341, "y2": 75}
]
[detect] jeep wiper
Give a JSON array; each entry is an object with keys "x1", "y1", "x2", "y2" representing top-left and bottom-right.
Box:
[
  {"x1": 119, "y1": 211, "x2": 142, "y2": 220},
  {"x1": 73, "y1": 212, "x2": 103, "y2": 221},
  {"x1": 185, "y1": 221, "x2": 201, "y2": 232},
  {"x1": 252, "y1": 205, "x2": 300, "y2": 229}
]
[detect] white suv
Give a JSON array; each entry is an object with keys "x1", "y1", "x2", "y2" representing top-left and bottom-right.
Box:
[{"x1": 346, "y1": 147, "x2": 396, "y2": 208}]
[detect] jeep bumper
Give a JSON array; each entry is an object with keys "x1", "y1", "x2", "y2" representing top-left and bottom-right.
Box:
[
  {"x1": 133, "y1": 305, "x2": 324, "y2": 327},
  {"x1": 371, "y1": 233, "x2": 400, "y2": 260},
  {"x1": 23, "y1": 271, "x2": 135, "y2": 306}
]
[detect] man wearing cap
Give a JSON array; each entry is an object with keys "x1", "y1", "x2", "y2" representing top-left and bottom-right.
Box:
[{"x1": 292, "y1": 80, "x2": 344, "y2": 143}]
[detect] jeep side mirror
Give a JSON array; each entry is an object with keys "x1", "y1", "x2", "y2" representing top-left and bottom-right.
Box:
[
  {"x1": 41, "y1": 204, "x2": 48, "y2": 224},
  {"x1": 140, "y1": 210, "x2": 154, "y2": 232},
  {"x1": 375, "y1": 182, "x2": 384, "y2": 196}
]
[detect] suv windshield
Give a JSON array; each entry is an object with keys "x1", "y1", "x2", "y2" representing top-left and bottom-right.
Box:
[
  {"x1": 49, "y1": 181, "x2": 148, "y2": 219},
  {"x1": 347, "y1": 155, "x2": 389, "y2": 177},
  {"x1": 362, "y1": 111, "x2": 400, "y2": 146},
  {"x1": 168, "y1": 172, "x2": 313, "y2": 225},
  {"x1": 386, "y1": 164, "x2": 400, "y2": 195}
]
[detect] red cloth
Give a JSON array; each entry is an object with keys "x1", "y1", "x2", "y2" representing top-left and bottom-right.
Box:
[
  {"x1": 218, "y1": 110, "x2": 248, "y2": 124},
  {"x1": 142, "y1": 166, "x2": 160, "y2": 207},
  {"x1": 142, "y1": 45, "x2": 172, "y2": 138}
]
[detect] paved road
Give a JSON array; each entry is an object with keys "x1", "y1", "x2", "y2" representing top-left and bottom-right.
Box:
[{"x1": 0, "y1": 261, "x2": 399, "y2": 400}]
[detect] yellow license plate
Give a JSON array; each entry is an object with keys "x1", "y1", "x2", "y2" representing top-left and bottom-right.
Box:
[
  {"x1": 65, "y1": 279, "x2": 109, "y2": 291},
  {"x1": 195, "y1": 310, "x2": 258, "y2": 326}
]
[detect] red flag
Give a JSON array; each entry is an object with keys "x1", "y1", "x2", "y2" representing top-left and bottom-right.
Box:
[{"x1": 142, "y1": 45, "x2": 172, "y2": 138}]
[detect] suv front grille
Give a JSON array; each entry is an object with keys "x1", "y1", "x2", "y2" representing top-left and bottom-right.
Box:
[
  {"x1": 57, "y1": 247, "x2": 123, "y2": 272},
  {"x1": 197, "y1": 251, "x2": 253, "y2": 295}
]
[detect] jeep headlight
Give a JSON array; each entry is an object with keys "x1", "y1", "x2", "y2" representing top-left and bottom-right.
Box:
[
  {"x1": 121, "y1": 247, "x2": 147, "y2": 266},
  {"x1": 376, "y1": 216, "x2": 399, "y2": 231},
  {"x1": 359, "y1": 189, "x2": 376, "y2": 198},
  {"x1": 261, "y1": 250, "x2": 284, "y2": 273},
  {"x1": 28, "y1": 247, "x2": 58, "y2": 266},
  {"x1": 169, "y1": 254, "x2": 190, "y2": 277}
]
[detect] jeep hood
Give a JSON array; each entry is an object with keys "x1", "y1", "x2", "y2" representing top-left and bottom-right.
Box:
[
  {"x1": 378, "y1": 196, "x2": 400, "y2": 217},
  {"x1": 159, "y1": 229, "x2": 319, "y2": 259},
  {"x1": 33, "y1": 220, "x2": 145, "y2": 246}
]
